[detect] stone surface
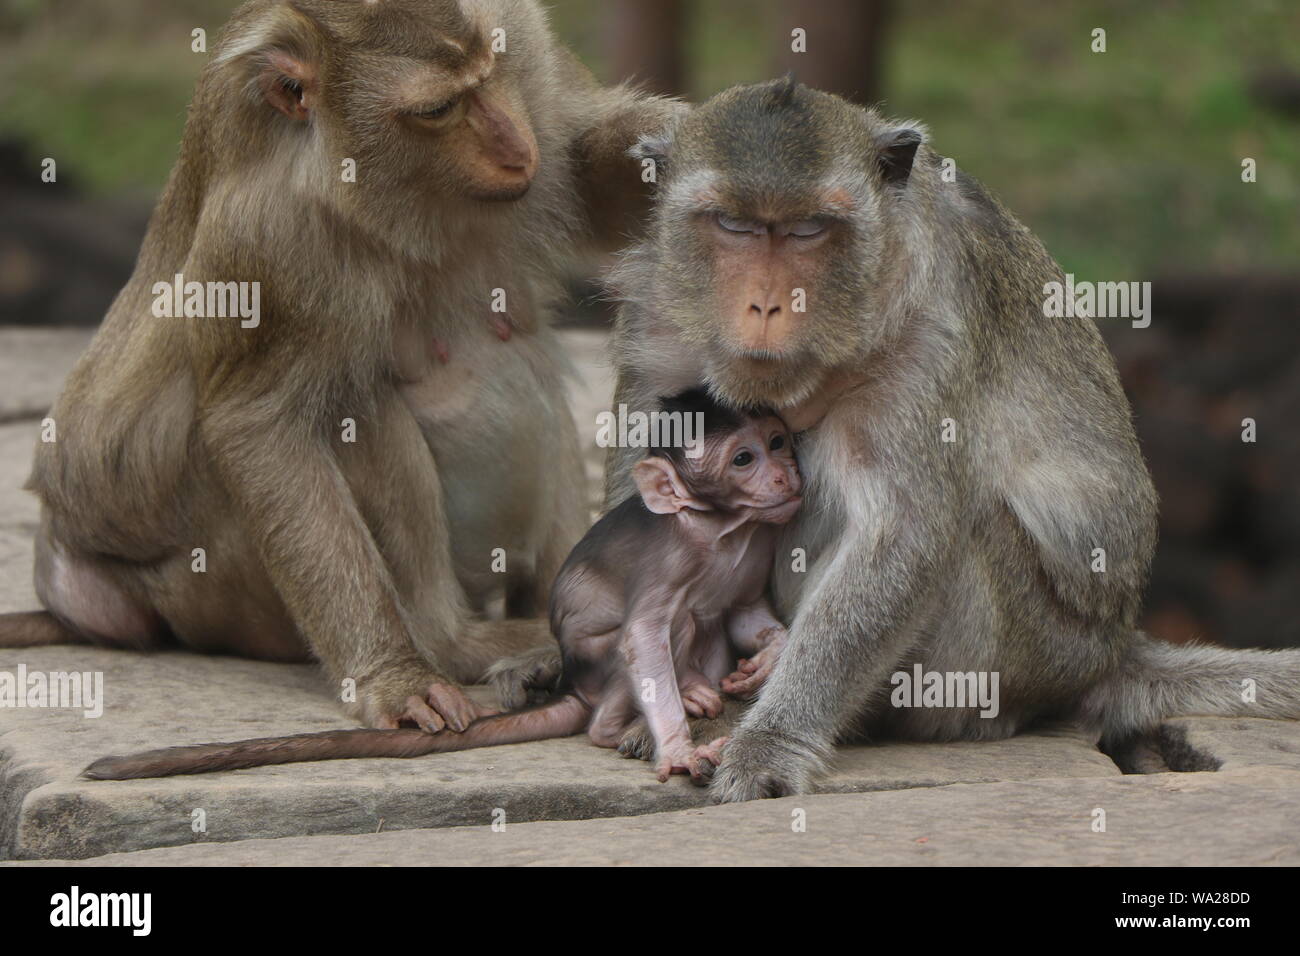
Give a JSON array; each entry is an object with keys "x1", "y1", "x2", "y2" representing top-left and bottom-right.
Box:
[
  {"x1": 7, "y1": 766, "x2": 1298, "y2": 867},
  {"x1": 0, "y1": 327, "x2": 93, "y2": 422},
  {"x1": 0, "y1": 646, "x2": 1119, "y2": 860}
]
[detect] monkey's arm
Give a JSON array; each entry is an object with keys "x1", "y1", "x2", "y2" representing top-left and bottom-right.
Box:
[
  {"x1": 712, "y1": 464, "x2": 957, "y2": 801},
  {"x1": 197, "y1": 392, "x2": 480, "y2": 732},
  {"x1": 557, "y1": 48, "x2": 686, "y2": 250}
]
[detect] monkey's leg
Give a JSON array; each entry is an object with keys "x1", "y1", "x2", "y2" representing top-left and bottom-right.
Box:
[
  {"x1": 618, "y1": 699, "x2": 745, "y2": 761},
  {"x1": 5, "y1": 520, "x2": 168, "y2": 651}
]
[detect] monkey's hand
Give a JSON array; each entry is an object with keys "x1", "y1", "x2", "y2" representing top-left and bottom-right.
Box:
[
  {"x1": 688, "y1": 736, "x2": 729, "y2": 786},
  {"x1": 679, "y1": 672, "x2": 724, "y2": 718},
  {"x1": 358, "y1": 661, "x2": 496, "y2": 734},
  {"x1": 709, "y1": 729, "x2": 822, "y2": 802},
  {"x1": 721, "y1": 628, "x2": 788, "y2": 699}
]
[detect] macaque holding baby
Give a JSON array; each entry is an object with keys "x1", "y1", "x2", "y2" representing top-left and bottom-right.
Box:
[{"x1": 84, "y1": 390, "x2": 801, "y2": 782}]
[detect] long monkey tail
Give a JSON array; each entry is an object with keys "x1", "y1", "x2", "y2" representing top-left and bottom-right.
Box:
[
  {"x1": 82, "y1": 695, "x2": 592, "y2": 780},
  {"x1": 1084, "y1": 632, "x2": 1300, "y2": 749},
  {"x1": 0, "y1": 611, "x2": 88, "y2": 647}
]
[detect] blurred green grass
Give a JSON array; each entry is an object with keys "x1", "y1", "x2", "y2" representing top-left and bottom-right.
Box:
[{"x1": 2, "y1": 0, "x2": 1295, "y2": 279}]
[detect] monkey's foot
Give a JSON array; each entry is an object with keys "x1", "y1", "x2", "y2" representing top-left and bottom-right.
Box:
[
  {"x1": 709, "y1": 729, "x2": 820, "y2": 803},
  {"x1": 616, "y1": 720, "x2": 653, "y2": 761},
  {"x1": 721, "y1": 634, "x2": 786, "y2": 699},
  {"x1": 362, "y1": 670, "x2": 496, "y2": 734},
  {"x1": 484, "y1": 644, "x2": 562, "y2": 710},
  {"x1": 680, "y1": 682, "x2": 723, "y2": 718},
  {"x1": 654, "y1": 739, "x2": 696, "y2": 782},
  {"x1": 688, "y1": 736, "x2": 729, "y2": 786}
]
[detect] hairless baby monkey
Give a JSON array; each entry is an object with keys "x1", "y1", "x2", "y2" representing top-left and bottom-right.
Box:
[{"x1": 84, "y1": 390, "x2": 801, "y2": 783}]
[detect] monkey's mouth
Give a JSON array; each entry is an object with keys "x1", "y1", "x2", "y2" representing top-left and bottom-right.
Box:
[{"x1": 755, "y1": 496, "x2": 802, "y2": 524}]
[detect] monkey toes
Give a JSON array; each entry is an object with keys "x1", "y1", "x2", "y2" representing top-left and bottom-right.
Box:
[{"x1": 617, "y1": 720, "x2": 654, "y2": 761}]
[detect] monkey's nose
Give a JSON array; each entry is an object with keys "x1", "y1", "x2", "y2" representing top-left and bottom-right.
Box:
[{"x1": 748, "y1": 302, "x2": 782, "y2": 319}]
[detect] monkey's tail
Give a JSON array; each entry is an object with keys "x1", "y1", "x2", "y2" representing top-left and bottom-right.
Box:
[
  {"x1": 1084, "y1": 632, "x2": 1300, "y2": 748},
  {"x1": 0, "y1": 611, "x2": 87, "y2": 648},
  {"x1": 82, "y1": 695, "x2": 593, "y2": 780}
]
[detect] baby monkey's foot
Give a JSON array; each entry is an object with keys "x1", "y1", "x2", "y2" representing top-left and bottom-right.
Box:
[
  {"x1": 688, "y1": 736, "x2": 730, "y2": 786},
  {"x1": 617, "y1": 720, "x2": 654, "y2": 761},
  {"x1": 654, "y1": 738, "x2": 696, "y2": 782}
]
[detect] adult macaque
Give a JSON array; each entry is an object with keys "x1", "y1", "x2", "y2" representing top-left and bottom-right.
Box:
[
  {"x1": 82, "y1": 391, "x2": 800, "y2": 782},
  {"x1": 595, "y1": 78, "x2": 1300, "y2": 801},
  {"x1": 0, "y1": 0, "x2": 681, "y2": 733}
]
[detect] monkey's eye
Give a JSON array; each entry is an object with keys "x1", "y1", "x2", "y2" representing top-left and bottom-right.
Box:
[
  {"x1": 770, "y1": 434, "x2": 785, "y2": 451},
  {"x1": 716, "y1": 214, "x2": 766, "y2": 236},
  {"x1": 732, "y1": 451, "x2": 755, "y2": 468},
  {"x1": 783, "y1": 219, "x2": 826, "y2": 238},
  {"x1": 413, "y1": 97, "x2": 460, "y2": 122}
]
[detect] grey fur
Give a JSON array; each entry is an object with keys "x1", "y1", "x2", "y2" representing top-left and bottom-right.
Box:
[{"x1": 597, "y1": 79, "x2": 1300, "y2": 801}]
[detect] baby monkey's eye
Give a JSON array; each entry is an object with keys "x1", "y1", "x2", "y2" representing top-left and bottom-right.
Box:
[
  {"x1": 770, "y1": 434, "x2": 785, "y2": 451},
  {"x1": 732, "y1": 451, "x2": 755, "y2": 468}
]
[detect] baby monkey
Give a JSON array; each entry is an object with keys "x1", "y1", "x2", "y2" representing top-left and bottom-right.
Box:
[{"x1": 84, "y1": 390, "x2": 801, "y2": 782}]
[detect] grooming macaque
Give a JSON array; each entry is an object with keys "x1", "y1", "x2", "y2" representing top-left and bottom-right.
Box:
[
  {"x1": 82, "y1": 391, "x2": 800, "y2": 781},
  {"x1": 586, "y1": 77, "x2": 1300, "y2": 802},
  {"x1": 0, "y1": 0, "x2": 681, "y2": 733}
]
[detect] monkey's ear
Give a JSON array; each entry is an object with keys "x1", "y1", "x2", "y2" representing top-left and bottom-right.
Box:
[
  {"x1": 216, "y1": 9, "x2": 321, "y2": 122},
  {"x1": 633, "y1": 457, "x2": 694, "y2": 514},
  {"x1": 259, "y1": 50, "x2": 318, "y2": 121},
  {"x1": 876, "y1": 126, "x2": 925, "y2": 186}
]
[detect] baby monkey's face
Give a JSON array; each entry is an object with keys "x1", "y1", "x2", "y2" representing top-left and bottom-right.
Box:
[{"x1": 713, "y1": 415, "x2": 803, "y2": 523}]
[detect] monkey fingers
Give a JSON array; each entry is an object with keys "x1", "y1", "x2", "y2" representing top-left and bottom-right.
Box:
[
  {"x1": 680, "y1": 682, "x2": 724, "y2": 718},
  {"x1": 688, "y1": 736, "x2": 730, "y2": 786},
  {"x1": 363, "y1": 673, "x2": 495, "y2": 734}
]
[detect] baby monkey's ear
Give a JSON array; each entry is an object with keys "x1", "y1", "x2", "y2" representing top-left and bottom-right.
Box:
[{"x1": 634, "y1": 457, "x2": 706, "y2": 514}]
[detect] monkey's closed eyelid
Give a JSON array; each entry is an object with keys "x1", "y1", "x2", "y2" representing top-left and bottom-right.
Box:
[
  {"x1": 781, "y1": 219, "x2": 827, "y2": 238},
  {"x1": 716, "y1": 214, "x2": 767, "y2": 235}
]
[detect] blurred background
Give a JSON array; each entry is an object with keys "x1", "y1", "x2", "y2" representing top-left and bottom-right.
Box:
[{"x1": 0, "y1": 0, "x2": 1297, "y2": 649}]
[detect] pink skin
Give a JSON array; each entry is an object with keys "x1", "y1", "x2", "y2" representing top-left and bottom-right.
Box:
[
  {"x1": 621, "y1": 418, "x2": 800, "y2": 782},
  {"x1": 721, "y1": 627, "x2": 787, "y2": 698},
  {"x1": 490, "y1": 314, "x2": 513, "y2": 341},
  {"x1": 550, "y1": 408, "x2": 801, "y2": 783},
  {"x1": 689, "y1": 736, "x2": 730, "y2": 782}
]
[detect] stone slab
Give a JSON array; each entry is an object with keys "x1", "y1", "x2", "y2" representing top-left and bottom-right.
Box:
[
  {"x1": 0, "y1": 647, "x2": 1119, "y2": 860},
  {"x1": 8, "y1": 766, "x2": 1297, "y2": 867}
]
